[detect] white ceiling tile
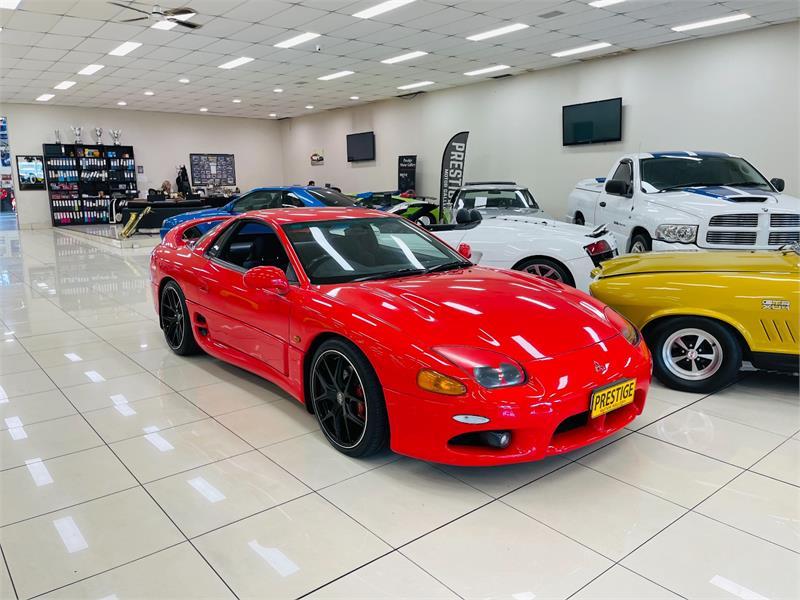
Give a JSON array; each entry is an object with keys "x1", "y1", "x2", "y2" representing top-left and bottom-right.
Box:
[
  {"x1": 47, "y1": 15, "x2": 104, "y2": 36},
  {"x1": 89, "y1": 21, "x2": 148, "y2": 41},
  {"x1": 34, "y1": 33, "x2": 83, "y2": 50},
  {"x1": 227, "y1": 23, "x2": 286, "y2": 43},
  {"x1": 6, "y1": 10, "x2": 61, "y2": 32}
]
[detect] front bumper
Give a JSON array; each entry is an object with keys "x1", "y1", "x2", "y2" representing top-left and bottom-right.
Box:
[
  {"x1": 651, "y1": 240, "x2": 700, "y2": 252},
  {"x1": 384, "y1": 335, "x2": 651, "y2": 466}
]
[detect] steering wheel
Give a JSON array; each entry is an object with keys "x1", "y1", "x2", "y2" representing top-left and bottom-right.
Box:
[{"x1": 305, "y1": 254, "x2": 335, "y2": 274}]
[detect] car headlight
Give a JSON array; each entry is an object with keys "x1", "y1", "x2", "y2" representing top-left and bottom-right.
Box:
[
  {"x1": 603, "y1": 306, "x2": 641, "y2": 346},
  {"x1": 655, "y1": 224, "x2": 698, "y2": 244},
  {"x1": 433, "y1": 346, "x2": 526, "y2": 389}
]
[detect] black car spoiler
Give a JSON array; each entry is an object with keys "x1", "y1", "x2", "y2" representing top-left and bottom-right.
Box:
[{"x1": 586, "y1": 224, "x2": 609, "y2": 238}]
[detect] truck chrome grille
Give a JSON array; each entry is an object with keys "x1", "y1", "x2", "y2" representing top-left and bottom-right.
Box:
[
  {"x1": 768, "y1": 231, "x2": 800, "y2": 245},
  {"x1": 706, "y1": 231, "x2": 757, "y2": 245},
  {"x1": 708, "y1": 214, "x2": 758, "y2": 227},
  {"x1": 770, "y1": 213, "x2": 800, "y2": 228}
]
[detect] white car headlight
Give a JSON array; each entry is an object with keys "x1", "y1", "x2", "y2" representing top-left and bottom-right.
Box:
[{"x1": 655, "y1": 224, "x2": 698, "y2": 244}]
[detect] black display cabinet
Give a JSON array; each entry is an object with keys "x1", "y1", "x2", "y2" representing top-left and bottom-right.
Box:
[{"x1": 42, "y1": 143, "x2": 137, "y2": 227}]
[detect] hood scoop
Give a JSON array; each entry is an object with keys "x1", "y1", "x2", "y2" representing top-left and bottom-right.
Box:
[{"x1": 726, "y1": 195, "x2": 768, "y2": 203}]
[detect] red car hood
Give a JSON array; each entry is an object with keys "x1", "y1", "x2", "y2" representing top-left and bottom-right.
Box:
[{"x1": 321, "y1": 267, "x2": 621, "y2": 362}]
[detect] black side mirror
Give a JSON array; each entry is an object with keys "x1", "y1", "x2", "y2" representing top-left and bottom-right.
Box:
[
  {"x1": 605, "y1": 179, "x2": 630, "y2": 197},
  {"x1": 771, "y1": 178, "x2": 785, "y2": 192}
]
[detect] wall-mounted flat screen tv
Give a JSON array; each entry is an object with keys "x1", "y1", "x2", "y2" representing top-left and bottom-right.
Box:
[
  {"x1": 562, "y1": 97, "x2": 622, "y2": 146},
  {"x1": 16, "y1": 155, "x2": 45, "y2": 190},
  {"x1": 346, "y1": 132, "x2": 375, "y2": 162}
]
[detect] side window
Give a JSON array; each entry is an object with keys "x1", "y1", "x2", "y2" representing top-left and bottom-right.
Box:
[
  {"x1": 205, "y1": 222, "x2": 235, "y2": 258},
  {"x1": 611, "y1": 162, "x2": 633, "y2": 186},
  {"x1": 216, "y1": 220, "x2": 291, "y2": 273},
  {"x1": 283, "y1": 191, "x2": 305, "y2": 207},
  {"x1": 232, "y1": 191, "x2": 277, "y2": 213}
]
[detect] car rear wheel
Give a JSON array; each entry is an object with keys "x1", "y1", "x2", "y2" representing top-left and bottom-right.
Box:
[
  {"x1": 310, "y1": 339, "x2": 388, "y2": 457},
  {"x1": 515, "y1": 257, "x2": 575, "y2": 287},
  {"x1": 574, "y1": 212, "x2": 585, "y2": 226},
  {"x1": 649, "y1": 317, "x2": 741, "y2": 393},
  {"x1": 160, "y1": 281, "x2": 200, "y2": 356}
]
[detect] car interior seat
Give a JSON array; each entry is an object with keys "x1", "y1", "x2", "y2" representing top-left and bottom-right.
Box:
[{"x1": 242, "y1": 235, "x2": 289, "y2": 271}]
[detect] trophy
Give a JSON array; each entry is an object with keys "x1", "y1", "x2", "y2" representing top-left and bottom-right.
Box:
[
  {"x1": 71, "y1": 126, "x2": 83, "y2": 144},
  {"x1": 109, "y1": 129, "x2": 121, "y2": 145},
  {"x1": 94, "y1": 127, "x2": 103, "y2": 145},
  {"x1": 54, "y1": 129, "x2": 62, "y2": 144}
]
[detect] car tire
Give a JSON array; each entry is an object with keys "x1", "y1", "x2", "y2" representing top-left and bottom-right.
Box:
[
  {"x1": 515, "y1": 257, "x2": 575, "y2": 287},
  {"x1": 309, "y1": 338, "x2": 389, "y2": 458},
  {"x1": 629, "y1": 232, "x2": 652, "y2": 253},
  {"x1": 160, "y1": 281, "x2": 201, "y2": 356},
  {"x1": 648, "y1": 317, "x2": 742, "y2": 393},
  {"x1": 574, "y1": 212, "x2": 585, "y2": 226}
]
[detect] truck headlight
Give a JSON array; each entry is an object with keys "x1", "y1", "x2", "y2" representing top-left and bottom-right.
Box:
[{"x1": 655, "y1": 224, "x2": 698, "y2": 244}]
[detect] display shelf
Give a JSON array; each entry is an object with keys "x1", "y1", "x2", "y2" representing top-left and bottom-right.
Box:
[{"x1": 42, "y1": 143, "x2": 137, "y2": 227}]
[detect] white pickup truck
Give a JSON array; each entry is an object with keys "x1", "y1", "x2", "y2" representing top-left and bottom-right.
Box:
[{"x1": 567, "y1": 151, "x2": 800, "y2": 253}]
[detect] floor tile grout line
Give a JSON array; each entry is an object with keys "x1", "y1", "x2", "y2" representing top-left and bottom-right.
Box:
[
  {"x1": 0, "y1": 542, "x2": 20, "y2": 600},
  {"x1": 10, "y1": 339, "x2": 243, "y2": 600},
  {"x1": 395, "y1": 549, "x2": 467, "y2": 600},
  {"x1": 0, "y1": 443, "x2": 107, "y2": 474}
]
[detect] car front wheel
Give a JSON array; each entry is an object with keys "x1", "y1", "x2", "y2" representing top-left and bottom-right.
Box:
[
  {"x1": 648, "y1": 317, "x2": 742, "y2": 393},
  {"x1": 309, "y1": 339, "x2": 389, "y2": 457},
  {"x1": 160, "y1": 281, "x2": 200, "y2": 356}
]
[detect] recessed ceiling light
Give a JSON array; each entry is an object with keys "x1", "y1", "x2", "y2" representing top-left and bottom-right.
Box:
[
  {"x1": 269, "y1": 113, "x2": 277, "y2": 117},
  {"x1": 218, "y1": 56, "x2": 254, "y2": 69},
  {"x1": 36, "y1": 93, "x2": 54, "y2": 102},
  {"x1": 317, "y1": 70, "x2": 354, "y2": 81},
  {"x1": 350, "y1": 96, "x2": 360, "y2": 100},
  {"x1": 397, "y1": 80, "x2": 434, "y2": 90},
  {"x1": 467, "y1": 23, "x2": 528, "y2": 42},
  {"x1": 353, "y1": 0, "x2": 415, "y2": 19},
  {"x1": 151, "y1": 20, "x2": 178, "y2": 30},
  {"x1": 117, "y1": 101, "x2": 127, "y2": 106},
  {"x1": 551, "y1": 42, "x2": 612, "y2": 57},
  {"x1": 54, "y1": 80, "x2": 76, "y2": 90},
  {"x1": 274, "y1": 32, "x2": 320, "y2": 49},
  {"x1": 273, "y1": 88, "x2": 283, "y2": 93},
  {"x1": 305, "y1": 105, "x2": 314, "y2": 109},
  {"x1": 381, "y1": 50, "x2": 427, "y2": 64},
  {"x1": 672, "y1": 13, "x2": 750, "y2": 32},
  {"x1": 200, "y1": 107, "x2": 208, "y2": 112},
  {"x1": 589, "y1": 0, "x2": 625, "y2": 7},
  {"x1": 0, "y1": 0, "x2": 22, "y2": 9},
  {"x1": 464, "y1": 64, "x2": 510, "y2": 76},
  {"x1": 179, "y1": 77, "x2": 190, "y2": 83},
  {"x1": 144, "y1": 90, "x2": 154, "y2": 96},
  {"x1": 109, "y1": 41, "x2": 142, "y2": 57},
  {"x1": 78, "y1": 64, "x2": 104, "y2": 75},
  {"x1": 232, "y1": 98, "x2": 242, "y2": 103}
]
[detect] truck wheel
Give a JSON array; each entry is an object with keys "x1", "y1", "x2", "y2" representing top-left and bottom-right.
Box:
[
  {"x1": 629, "y1": 232, "x2": 652, "y2": 253},
  {"x1": 574, "y1": 212, "x2": 585, "y2": 226},
  {"x1": 648, "y1": 317, "x2": 742, "y2": 393}
]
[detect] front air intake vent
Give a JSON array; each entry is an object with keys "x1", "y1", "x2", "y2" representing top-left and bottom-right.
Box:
[
  {"x1": 769, "y1": 231, "x2": 800, "y2": 245},
  {"x1": 709, "y1": 214, "x2": 758, "y2": 228},
  {"x1": 771, "y1": 213, "x2": 800, "y2": 228},
  {"x1": 706, "y1": 231, "x2": 757, "y2": 245}
]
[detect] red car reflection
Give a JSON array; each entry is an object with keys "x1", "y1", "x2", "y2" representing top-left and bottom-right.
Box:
[{"x1": 151, "y1": 208, "x2": 651, "y2": 466}]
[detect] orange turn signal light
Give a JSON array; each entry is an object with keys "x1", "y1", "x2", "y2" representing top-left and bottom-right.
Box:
[{"x1": 417, "y1": 369, "x2": 467, "y2": 396}]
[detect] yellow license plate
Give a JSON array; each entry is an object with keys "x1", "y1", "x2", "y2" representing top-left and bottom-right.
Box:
[{"x1": 590, "y1": 378, "x2": 636, "y2": 418}]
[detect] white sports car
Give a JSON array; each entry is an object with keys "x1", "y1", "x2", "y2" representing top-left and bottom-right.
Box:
[{"x1": 428, "y1": 182, "x2": 618, "y2": 292}]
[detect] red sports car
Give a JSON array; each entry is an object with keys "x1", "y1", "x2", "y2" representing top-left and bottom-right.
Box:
[{"x1": 151, "y1": 208, "x2": 651, "y2": 466}]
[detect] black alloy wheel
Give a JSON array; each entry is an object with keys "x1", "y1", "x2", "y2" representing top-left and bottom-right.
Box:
[
  {"x1": 310, "y1": 340, "x2": 388, "y2": 457},
  {"x1": 160, "y1": 281, "x2": 200, "y2": 355}
]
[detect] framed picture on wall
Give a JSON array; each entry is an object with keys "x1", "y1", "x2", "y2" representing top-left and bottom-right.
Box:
[{"x1": 16, "y1": 155, "x2": 46, "y2": 190}]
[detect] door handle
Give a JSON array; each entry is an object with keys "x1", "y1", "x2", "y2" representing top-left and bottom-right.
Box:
[
  {"x1": 599, "y1": 201, "x2": 607, "y2": 207},
  {"x1": 199, "y1": 282, "x2": 209, "y2": 293}
]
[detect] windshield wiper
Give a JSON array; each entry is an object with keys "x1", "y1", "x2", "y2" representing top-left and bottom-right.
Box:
[
  {"x1": 425, "y1": 261, "x2": 471, "y2": 274},
  {"x1": 351, "y1": 267, "x2": 426, "y2": 282},
  {"x1": 721, "y1": 181, "x2": 769, "y2": 188},
  {"x1": 657, "y1": 182, "x2": 723, "y2": 192}
]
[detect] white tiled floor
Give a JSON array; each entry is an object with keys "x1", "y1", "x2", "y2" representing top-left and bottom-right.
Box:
[{"x1": 0, "y1": 226, "x2": 798, "y2": 600}]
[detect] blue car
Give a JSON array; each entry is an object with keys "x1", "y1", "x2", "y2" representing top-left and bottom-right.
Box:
[{"x1": 159, "y1": 186, "x2": 356, "y2": 238}]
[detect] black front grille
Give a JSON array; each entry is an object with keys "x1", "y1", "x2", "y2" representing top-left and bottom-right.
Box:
[
  {"x1": 553, "y1": 411, "x2": 589, "y2": 435},
  {"x1": 769, "y1": 231, "x2": 800, "y2": 245},
  {"x1": 709, "y1": 214, "x2": 758, "y2": 228},
  {"x1": 706, "y1": 231, "x2": 758, "y2": 245},
  {"x1": 771, "y1": 214, "x2": 800, "y2": 228}
]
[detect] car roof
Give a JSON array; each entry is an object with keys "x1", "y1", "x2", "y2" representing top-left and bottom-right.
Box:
[
  {"x1": 245, "y1": 207, "x2": 389, "y2": 224},
  {"x1": 458, "y1": 183, "x2": 527, "y2": 192},
  {"x1": 247, "y1": 185, "x2": 319, "y2": 192}
]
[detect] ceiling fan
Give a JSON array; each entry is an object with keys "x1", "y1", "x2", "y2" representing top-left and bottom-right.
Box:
[{"x1": 108, "y1": 2, "x2": 203, "y2": 29}]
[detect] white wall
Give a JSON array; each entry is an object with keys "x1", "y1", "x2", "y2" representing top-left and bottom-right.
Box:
[
  {"x1": 0, "y1": 104, "x2": 284, "y2": 228},
  {"x1": 280, "y1": 22, "x2": 800, "y2": 217}
]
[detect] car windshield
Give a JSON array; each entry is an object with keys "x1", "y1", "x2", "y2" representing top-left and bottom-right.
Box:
[
  {"x1": 640, "y1": 156, "x2": 772, "y2": 192},
  {"x1": 306, "y1": 188, "x2": 357, "y2": 206},
  {"x1": 459, "y1": 188, "x2": 540, "y2": 212},
  {"x1": 282, "y1": 217, "x2": 467, "y2": 284}
]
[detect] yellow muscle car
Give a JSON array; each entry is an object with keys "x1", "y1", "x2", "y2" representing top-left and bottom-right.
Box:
[{"x1": 590, "y1": 246, "x2": 799, "y2": 392}]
